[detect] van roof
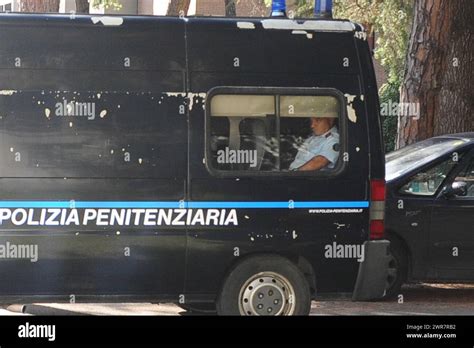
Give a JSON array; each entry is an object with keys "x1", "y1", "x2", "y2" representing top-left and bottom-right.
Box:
[{"x1": 0, "y1": 12, "x2": 364, "y2": 33}]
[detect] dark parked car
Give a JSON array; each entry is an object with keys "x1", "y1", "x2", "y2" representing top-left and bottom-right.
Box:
[{"x1": 385, "y1": 133, "x2": 474, "y2": 297}]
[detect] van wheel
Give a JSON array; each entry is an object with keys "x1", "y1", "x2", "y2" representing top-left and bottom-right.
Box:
[
  {"x1": 384, "y1": 239, "x2": 408, "y2": 299},
  {"x1": 217, "y1": 255, "x2": 311, "y2": 316}
]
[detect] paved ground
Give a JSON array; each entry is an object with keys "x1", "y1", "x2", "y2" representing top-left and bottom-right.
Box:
[
  {"x1": 313, "y1": 283, "x2": 474, "y2": 316},
  {"x1": 1, "y1": 283, "x2": 473, "y2": 316}
]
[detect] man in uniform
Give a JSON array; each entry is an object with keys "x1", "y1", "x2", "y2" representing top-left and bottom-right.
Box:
[{"x1": 289, "y1": 117, "x2": 340, "y2": 171}]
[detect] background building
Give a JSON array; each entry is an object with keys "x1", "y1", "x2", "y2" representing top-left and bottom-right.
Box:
[{"x1": 0, "y1": 0, "x2": 18, "y2": 12}]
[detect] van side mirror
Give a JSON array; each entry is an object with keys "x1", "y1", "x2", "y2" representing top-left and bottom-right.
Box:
[{"x1": 444, "y1": 181, "x2": 468, "y2": 198}]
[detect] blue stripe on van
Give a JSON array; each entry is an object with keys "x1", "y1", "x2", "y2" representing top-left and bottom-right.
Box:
[
  {"x1": 187, "y1": 201, "x2": 369, "y2": 209},
  {"x1": 0, "y1": 201, "x2": 183, "y2": 209},
  {"x1": 0, "y1": 201, "x2": 369, "y2": 209}
]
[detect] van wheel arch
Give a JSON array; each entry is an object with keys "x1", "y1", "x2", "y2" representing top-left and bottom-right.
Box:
[
  {"x1": 219, "y1": 252, "x2": 316, "y2": 297},
  {"x1": 216, "y1": 253, "x2": 314, "y2": 315},
  {"x1": 295, "y1": 256, "x2": 317, "y2": 298}
]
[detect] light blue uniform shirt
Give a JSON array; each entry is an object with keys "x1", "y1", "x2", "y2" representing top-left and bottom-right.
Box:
[{"x1": 289, "y1": 126, "x2": 340, "y2": 170}]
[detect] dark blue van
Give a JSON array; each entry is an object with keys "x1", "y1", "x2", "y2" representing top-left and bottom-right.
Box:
[{"x1": 0, "y1": 11, "x2": 389, "y2": 315}]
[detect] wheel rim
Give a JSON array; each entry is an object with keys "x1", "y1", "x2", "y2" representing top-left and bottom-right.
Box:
[
  {"x1": 238, "y1": 272, "x2": 296, "y2": 316},
  {"x1": 386, "y1": 254, "x2": 399, "y2": 290}
]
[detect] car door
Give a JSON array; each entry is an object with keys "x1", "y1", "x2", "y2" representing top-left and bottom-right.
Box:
[
  {"x1": 430, "y1": 149, "x2": 474, "y2": 278},
  {"x1": 393, "y1": 158, "x2": 459, "y2": 279}
]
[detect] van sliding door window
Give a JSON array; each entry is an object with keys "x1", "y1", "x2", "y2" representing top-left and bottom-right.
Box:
[
  {"x1": 207, "y1": 90, "x2": 343, "y2": 175},
  {"x1": 209, "y1": 94, "x2": 278, "y2": 171}
]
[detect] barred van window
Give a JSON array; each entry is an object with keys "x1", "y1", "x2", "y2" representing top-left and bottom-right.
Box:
[
  {"x1": 208, "y1": 90, "x2": 342, "y2": 174},
  {"x1": 209, "y1": 94, "x2": 279, "y2": 172},
  {"x1": 280, "y1": 96, "x2": 340, "y2": 171}
]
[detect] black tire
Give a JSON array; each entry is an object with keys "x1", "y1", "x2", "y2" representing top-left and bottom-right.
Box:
[
  {"x1": 217, "y1": 255, "x2": 311, "y2": 316},
  {"x1": 178, "y1": 303, "x2": 217, "y2": 314},
  {"x1": 384, "y1": 238, "x2": 408, "y2": 299}
]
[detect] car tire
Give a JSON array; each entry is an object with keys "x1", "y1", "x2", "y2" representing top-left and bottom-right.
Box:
[
  {"x1": 216, "y1": 255, "x2": 311, "y2": 316},
  {"x1": 384, "y1": 238, "x2": 408, "y2": 299}
]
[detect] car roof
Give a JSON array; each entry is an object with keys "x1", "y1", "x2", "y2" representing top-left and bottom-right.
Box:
[
  {"x1": 386, "y1": 133, "x2": 474, "y2": 183},
  {"x1": 435, "y1": 132, "x2": 474, "y2": 141}
]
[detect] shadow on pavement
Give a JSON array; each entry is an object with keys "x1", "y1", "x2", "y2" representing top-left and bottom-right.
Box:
[{"x1": 402, "y1": 283, "x2": 474, "y2": 302}]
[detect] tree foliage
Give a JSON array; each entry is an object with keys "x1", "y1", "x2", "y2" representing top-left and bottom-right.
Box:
[
  {"x1": 379, "y1": 83, "x2": 400, "y2": 153},
  {"x1": 266, "y1": 0, "x2": 413, "y2": 152},
  {"x1": 264, "y1": 1, "x2": 413, "y2": 87},
  {"x1": 333, "y1": 0, "x2": 413, "y2": 152},
  {"x1": 351, "y1": 0, "x2": 413, "y2": 87},
  {"x1": 90, "y1": 0, "x2": 122, "y2": 11}
]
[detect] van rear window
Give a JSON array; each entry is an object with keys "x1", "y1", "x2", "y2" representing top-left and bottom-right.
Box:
[{"x1": 207, "y1": 88, "x2": 344, "y2": 174}]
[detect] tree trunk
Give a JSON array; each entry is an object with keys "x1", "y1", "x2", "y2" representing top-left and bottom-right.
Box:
[
  {"x1": 397, "y1": 0, "x2": 474, "y2": 148},
  {"x1": 167, "y1": 0, "x2": 191, "y2": 16},
  {"x1": 20, "y1": 0, "x2": 60, "y2": 12},
  {"x1": 225, "y1": 0, "x2": 237, "y2": 17},
  {"x1": 76, "y1": 0, "x2": 90, "y2": 13}
]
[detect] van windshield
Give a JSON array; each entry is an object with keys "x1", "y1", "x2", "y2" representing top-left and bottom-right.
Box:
[{"x1": 386, "y1": 138, "x2": 469, "y2": 181}]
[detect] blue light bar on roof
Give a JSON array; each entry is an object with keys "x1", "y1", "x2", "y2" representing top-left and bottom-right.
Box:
[
  {"x1": 271, "y1": 0, "x2": 286, "y2": 17},
  {"x1": 315, "y1": 0, "x2": 333, "y2": 18}
]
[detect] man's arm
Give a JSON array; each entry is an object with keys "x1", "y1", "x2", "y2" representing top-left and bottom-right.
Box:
[{"x1": 296, "y1": 156, "x2": 330, "y2": 171}]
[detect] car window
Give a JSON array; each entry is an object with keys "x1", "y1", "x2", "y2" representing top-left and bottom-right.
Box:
[
  {"x1": 399, "y1": 158, "x2": 458, "y2": 196},
  {"x1": 386, "y1": 138, "x2": 468, "y2": 181},
  {"x1": 454, "y1": 159, "x2": 474, "y2": 197}
]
